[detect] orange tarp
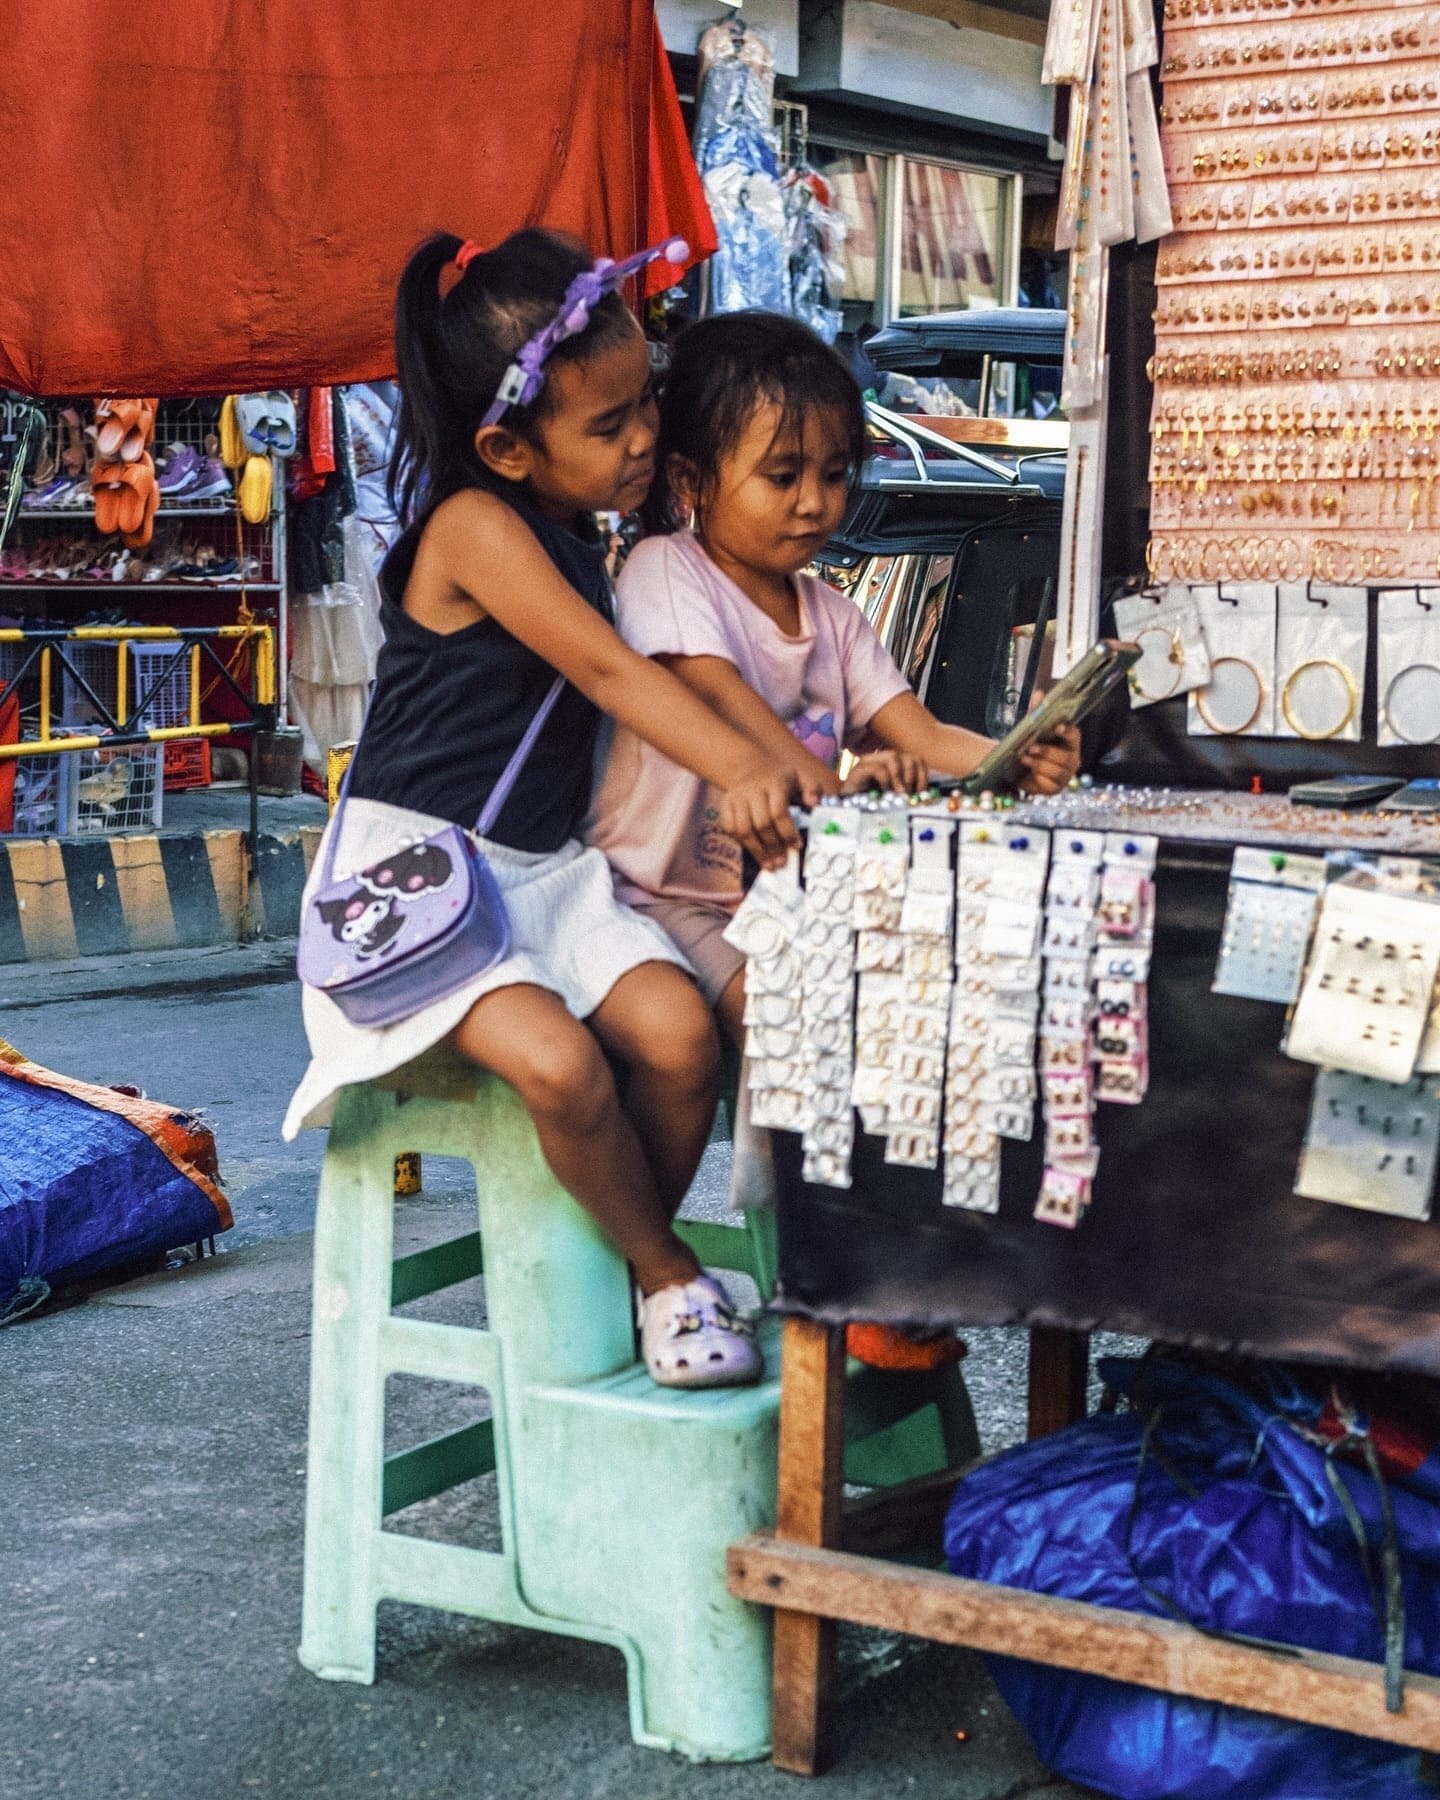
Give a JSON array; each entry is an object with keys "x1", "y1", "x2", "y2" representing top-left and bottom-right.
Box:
[{"x1": 0, "y1": 0, "x2": 681, "y2": 396}]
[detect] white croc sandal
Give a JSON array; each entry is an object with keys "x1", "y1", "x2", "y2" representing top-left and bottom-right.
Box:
[{"x1": 639, "y1": 1275, "x2": 764, "y2": 1390}]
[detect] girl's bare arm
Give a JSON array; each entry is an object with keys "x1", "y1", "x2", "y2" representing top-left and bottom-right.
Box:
[
  {"x1": 866, "y1": 691, "x2": 1081, "y2": 795},
  {"x1": 426, "y1": 493, "x2": 812, "y2": 860}
]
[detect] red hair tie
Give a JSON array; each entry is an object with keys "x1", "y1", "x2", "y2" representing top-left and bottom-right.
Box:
[{"x1": 439, "y1": 239, "x2": 484, "y2": 299}]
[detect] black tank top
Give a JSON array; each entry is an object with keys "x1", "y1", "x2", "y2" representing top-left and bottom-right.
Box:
[{"x1": 345, "y1": 489, "x2": 612, "y2": 853}]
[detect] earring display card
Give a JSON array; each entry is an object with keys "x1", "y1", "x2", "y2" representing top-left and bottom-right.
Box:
[
  {"x1": 1114, "y1": 584, "x2": 1212, "y2": 709},
  {"x1": 1273, "y1": 585, "x2": 1366, "y2": 745},
  {"x1": 886, "y1": 816, "x2": 954, "y2": 1172},
  {"x1": 1213, "y1": 846, "x2": 1327, "y2": 1006},
  {"x1": 1187, "y1": 584, "x2": 1277, "y2": 739},
  {"x1": 1295, "y1": 1069, "x2": 1440, "y2": 1222},
  {"x1": 1377, "y1": 588, "x2": 1440, "y2": 749},
  {"x1": 800, "y1": 811, "x2": 860, "y2": 1187},
  {"x1": 1286, "y1": 877, "x2": 1440, "y2": 1085},
  {"x1": 734, "y1": 862, "x2": 810, "y2": 1136}
]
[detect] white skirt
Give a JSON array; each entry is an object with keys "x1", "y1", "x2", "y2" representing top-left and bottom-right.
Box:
[{"x1": 282, "y1": 797, "x2": 691, "y2": 1138}]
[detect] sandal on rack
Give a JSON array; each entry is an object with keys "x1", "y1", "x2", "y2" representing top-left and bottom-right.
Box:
[
  {"x1": 122, "y1": 472, "x2": 159, "y2": 550},
  {"x1": 638, "y1": 1274, "x2": 763, "y2": 1390}
]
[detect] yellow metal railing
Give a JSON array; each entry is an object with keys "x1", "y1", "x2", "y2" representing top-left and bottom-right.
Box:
[{"x1": 0, "y1": 623, "x2": 275, "y2": 759}]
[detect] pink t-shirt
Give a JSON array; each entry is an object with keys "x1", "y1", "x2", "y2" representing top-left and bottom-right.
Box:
[{"x1": 586, "y1": 530, "x2": 909, "y2": 908}]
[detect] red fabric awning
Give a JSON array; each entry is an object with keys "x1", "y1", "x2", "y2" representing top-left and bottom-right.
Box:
[
  {"x1": 0, "y1": 1, "x2": 708, "y2": 396},
  {"x1": 646, "y1": 18, "x2": 718, "y2": 296}
]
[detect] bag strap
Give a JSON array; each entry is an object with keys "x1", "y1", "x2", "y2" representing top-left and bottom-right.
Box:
[
  {"x1": 476, "y1": 674, "x2": 565, "y2": 836},
  {"x1": 320, "y1": 673, "x2": 566, "y2": 887}
]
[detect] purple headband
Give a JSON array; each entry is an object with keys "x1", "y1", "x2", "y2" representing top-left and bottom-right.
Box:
[{"x1": 480, "y1": 236, "x2": 689, "y2": 428}]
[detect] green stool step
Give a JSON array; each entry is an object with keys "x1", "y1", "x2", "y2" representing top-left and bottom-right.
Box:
[{"x1": 674, "y1": 1208, "x2": 979, "y2": 1486}]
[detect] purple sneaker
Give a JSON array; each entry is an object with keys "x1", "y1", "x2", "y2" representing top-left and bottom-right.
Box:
[
  {"x1": 181, "y1": 457, "x2": 234, "y2": 503},
  {"x1": 22, "y1": 476, "x2": 74, "y2": 509},
  {"x1": 155, "y1": 444, "x2": 199, "y2": 495}
]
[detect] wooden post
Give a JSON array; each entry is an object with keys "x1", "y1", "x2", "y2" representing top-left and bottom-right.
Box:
[
  {"x1": 771, "y1": 1316, "x2": 847, "y2": 1775},
  {"x1": 1027, "y1": 1326, "x2": 1090, "y2": 1439}
]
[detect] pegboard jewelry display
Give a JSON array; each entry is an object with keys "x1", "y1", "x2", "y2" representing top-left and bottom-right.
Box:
[{"x1": 1149, "y1": 0, "x2": 1440, "y2": 583}]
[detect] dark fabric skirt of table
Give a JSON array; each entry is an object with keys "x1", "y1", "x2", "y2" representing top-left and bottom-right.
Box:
[{"x1": 773, "y1": 841, "x2": 1440, "y2": 1377}]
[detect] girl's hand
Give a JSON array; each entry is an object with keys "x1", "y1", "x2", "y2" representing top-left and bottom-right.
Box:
[
  {"x1": 840, "y1": 749, "x2": 928, "y2": 797},
  {"x1": 719, "y1": 766, "x2": 804, "y2": 870},
  {"x1": 1017, "y1": 723, "x2": 1082, "y2": 796}
]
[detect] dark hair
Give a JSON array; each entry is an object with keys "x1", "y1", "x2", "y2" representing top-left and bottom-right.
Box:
[
  {"x1": 387, "y1": 228, "x2": 636, "y2": 524},
  {"x1": 642, "y1": 312, "x2": 867, "y2": 534}
]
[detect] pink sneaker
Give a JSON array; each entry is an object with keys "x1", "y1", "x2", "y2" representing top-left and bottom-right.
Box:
[{"x1": 639, "y1": 1274, "x2": 763, "y2": 1389}]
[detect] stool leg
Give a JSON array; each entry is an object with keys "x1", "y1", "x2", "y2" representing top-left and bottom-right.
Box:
[{"x1": 298, "y1": 1113, "x2": 394, "y2": 1683}]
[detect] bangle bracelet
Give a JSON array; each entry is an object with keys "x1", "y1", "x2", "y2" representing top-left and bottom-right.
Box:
[
  {"x1": 1131, "y1": 623, "x2": 1186, "y2": 701},
  {"x1": 1195, "y1": 655, "x2": 1266, "y2": 735},
  {"x1": 1383, "y1": 662, "x2": 1440, "y2": 744},
  {"x1": 1280, "y1": 658, "x2": 1359, "y2": 740}
]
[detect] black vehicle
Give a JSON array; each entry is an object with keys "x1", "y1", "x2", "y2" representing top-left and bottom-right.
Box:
[{"x1": 823, "y1": 309, "x2": 1069, "y2": 742}]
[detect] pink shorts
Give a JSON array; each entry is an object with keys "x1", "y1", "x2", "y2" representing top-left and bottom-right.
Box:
[{"x1": 630, "y1": 896, "x2": 743, "y2": 1008}]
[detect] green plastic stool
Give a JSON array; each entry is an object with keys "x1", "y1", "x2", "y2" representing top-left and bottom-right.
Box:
[
  {"x1": 299, "y1": 1064, "x2": 782, "y2": 1759},
  {"x1": 298, "y1": 1061, "x2": 978, "y2": 1761}
]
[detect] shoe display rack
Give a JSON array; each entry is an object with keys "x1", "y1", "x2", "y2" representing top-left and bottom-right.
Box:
[{"x1": 2, "y1": 395, "x2": 286, "y2": 678}]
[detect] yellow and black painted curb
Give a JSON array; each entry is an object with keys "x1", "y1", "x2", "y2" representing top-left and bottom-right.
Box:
[{"x1": 0, "y1": 828, "x2": 323, "y2": 963}]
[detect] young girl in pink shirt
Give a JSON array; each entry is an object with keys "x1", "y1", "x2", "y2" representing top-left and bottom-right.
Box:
[{"x1": 588, "y1": 311, "x2": 1080, "y2": 1046}]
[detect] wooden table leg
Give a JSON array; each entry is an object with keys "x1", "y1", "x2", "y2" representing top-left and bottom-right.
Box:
[
  {"x1": 1027, "y1": 1326, "x2": 1090, "y2": 1439},
  {"x1": 772, "y1": 1315, "x2": 847, "y2": 1775}
]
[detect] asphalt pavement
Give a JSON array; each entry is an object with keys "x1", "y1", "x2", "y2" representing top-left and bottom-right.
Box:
[{"x1": 2, "y1": 944, "x2": 1097, "y2": 1800}]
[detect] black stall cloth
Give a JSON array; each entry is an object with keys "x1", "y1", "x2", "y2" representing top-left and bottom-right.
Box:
[
  {"x1": 292, "y1": 387, "x2": 359, "y2": 595},
  {"x1": 773, "y1": 839, "x2": 1440, "y2": 1379}
]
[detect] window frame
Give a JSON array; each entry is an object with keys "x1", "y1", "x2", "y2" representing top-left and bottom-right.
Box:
[{"x1": 808, "y1": 139, "x2": 1022, "y2": 327}]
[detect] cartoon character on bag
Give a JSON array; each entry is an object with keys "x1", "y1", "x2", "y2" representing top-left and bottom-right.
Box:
[{"x1": 312, "y1": 840, "x2": 456, "y2": 961}]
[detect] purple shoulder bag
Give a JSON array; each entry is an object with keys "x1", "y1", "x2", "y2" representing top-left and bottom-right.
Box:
[{"x1": 296, "y1": 676, "x2": 564, "y2": 1027}]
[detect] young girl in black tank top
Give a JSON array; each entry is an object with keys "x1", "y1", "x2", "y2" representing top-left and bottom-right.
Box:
[{"x1": 285, "y1": 229, "x2": 823, "y2": 1388}]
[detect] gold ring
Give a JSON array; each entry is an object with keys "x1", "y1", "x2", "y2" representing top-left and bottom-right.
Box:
[
  {"x1": 1195, "y1": 656, "x2": 1266, "y2": 735},
  {"x1": 1280, "y1": 658, "x2": 1359, "y2": 739}
]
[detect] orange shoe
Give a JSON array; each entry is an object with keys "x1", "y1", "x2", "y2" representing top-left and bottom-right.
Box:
[
  {"x1": 114, "y1": 456, "x2": 155, "y2": 538},
  {"x1": 92, "y1": 459, "x2": 126, "y2": 534},
  {"x1": 845, "y1": 1322, "x2": 967, "y2": 1372},
  {"x1": 122, "y1": 469, "x2": 159, "y2": 549}
]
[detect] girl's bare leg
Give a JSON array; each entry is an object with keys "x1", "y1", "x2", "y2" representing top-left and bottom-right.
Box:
[
  {"x1": 587, "y1": 962, "x2": 721, "y2": 1217},
  {"x1": 452, "y1": 983, "x2": 700, "y2": 1294},
  {"x1": 715, "y1": 967, "x2": 746, "y2": 1049}
]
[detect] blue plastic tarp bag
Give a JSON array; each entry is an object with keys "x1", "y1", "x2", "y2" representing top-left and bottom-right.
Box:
[
  {"x1": 944, "y1": 1354, "x2": 1440, "y2": 1800},
  {"x1": 0, "y1": 1049, "x2": 230, "y2": 1320}
]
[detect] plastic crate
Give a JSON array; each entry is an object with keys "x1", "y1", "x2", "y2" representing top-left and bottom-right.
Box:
[
  {"x1": 70, "y1": 741, "x2": 164, "y2": 835},
  {"x1": 58, "y1": 641, "x2": 192, "y2": 730},
  {"x1": 163, "y1": 736, "x2": 211, "y2": 791},
  {"x1": 128, "y1": 643, "x2": 192, "y2": 729},
  {"x1": 3, "y1": 752, "x2": 73, "y2": 838},
  {"x1": 59, "y1": 641, "x2": 121, "y2": 725}
]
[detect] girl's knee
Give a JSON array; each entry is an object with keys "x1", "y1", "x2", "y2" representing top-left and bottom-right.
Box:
[
  {"x1": 637, "y1": 986, "x2": 720, "y2": 1091},
  {"x1": 512, "y1": 1027, "x2": 613, "y2": 1125}
]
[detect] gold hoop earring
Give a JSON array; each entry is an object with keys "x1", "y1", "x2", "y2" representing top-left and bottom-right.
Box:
[
  {"x1": 1280, "y1": 658, "x2": 1359, "y2": 739},
  {"x1": 1195, "y1": 656, "x2": 1266, "y2": 734}
]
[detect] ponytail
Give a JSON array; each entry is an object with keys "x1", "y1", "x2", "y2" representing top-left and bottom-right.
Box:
[{"x1": 386, "y1": 229, "x2": 636, "y2": 527}]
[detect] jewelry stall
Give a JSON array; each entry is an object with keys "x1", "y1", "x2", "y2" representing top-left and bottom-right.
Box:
[{"x1": 725, "y1": 0, "x2": 1440, "y2": 1778}]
